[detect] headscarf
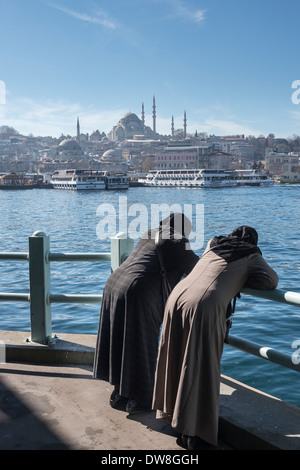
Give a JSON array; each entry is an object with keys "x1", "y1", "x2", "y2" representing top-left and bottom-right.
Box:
[
  {"x1": 208, "y1": 225, "x2": 261, "y2": 263},
  {"x1": 158, "y1": 212, "x2": 192, "y2": 243}
]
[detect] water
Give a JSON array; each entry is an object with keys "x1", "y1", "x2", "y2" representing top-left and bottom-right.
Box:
[{"x1": 0, "y1": 185, "x2": 299, "y2": 407}]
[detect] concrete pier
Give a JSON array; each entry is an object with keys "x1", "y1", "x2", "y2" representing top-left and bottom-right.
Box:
[{"x1": 0, "y1": 331, "x2": 299, "y2": 450}]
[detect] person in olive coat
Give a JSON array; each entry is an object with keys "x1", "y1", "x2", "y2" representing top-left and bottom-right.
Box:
[{"x1": 152, "y1": 226, "x2": 278, "y2": 449}]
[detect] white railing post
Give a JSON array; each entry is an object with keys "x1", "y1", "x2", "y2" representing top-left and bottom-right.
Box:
[
  {"x1": 110, "y1": 232, "x2": 134, "y2": 271},
  {"x1": 28, "y1": 231, "x2": 52, "y2": 344}
]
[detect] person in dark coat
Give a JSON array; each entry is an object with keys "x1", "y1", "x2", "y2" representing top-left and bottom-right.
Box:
[
  {"x1": 152, "y1": 226, "x2": 279, "y2": 449},
  {"x1": 93, "y1": 213, "x2": 199, "y2": 415}
]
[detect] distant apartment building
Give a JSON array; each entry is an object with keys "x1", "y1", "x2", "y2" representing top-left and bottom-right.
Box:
[
  {"x1": 154, "y1": 142, "x2": 212, "y2": 170},
  {"x1": 265, "y1": 149, "x2": 299, "y2": 174},
  {"x1": 219, "y1": 137, "x2": 254, "y2": 161},
  {"x1": 208, "y1": 152, "x2": 233, "y2": 169}
]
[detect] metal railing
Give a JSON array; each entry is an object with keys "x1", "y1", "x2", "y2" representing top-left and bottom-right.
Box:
[
  {"x1": 0, "y1": 231, "x2": 299, "y2": 373},
  {"x1": 0, "y1": 231, "x2": 134, "y2": 344},
  {"x1": 227, "y1": 287, "x2": 300, "y2": 372}
]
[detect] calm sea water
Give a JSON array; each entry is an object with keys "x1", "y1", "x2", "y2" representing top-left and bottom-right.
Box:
[{"x1": 0, "y1": 184, "x2": 299, "y2": 407}]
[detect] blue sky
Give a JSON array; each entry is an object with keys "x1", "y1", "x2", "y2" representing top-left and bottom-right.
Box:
[{"x1": 1, "y1": 0, "x2": 300, "y2": 138}]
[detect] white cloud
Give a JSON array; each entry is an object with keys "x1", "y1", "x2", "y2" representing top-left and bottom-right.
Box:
[
  {"x1": 198, "y1": 119, "x2": 261, "y2": 137},
  {"x1": 151, "y1": 0, "x2": 205, "y2": 24},
  {"x1": 155, "y1": 113, "x2": 262, "y2": 137},
  {"x1": 0, "y1": 97, "x2": 127, "y2": 137},
  {"x1": 170, "y1": 0, "x2": 205, "y2": 23},
  {"x1": 289, "y1": 109, "x2": 300, "y2": 121},
  {"x1": 45, "y1": 2, "x2": 118, "y2": 30},
  {"x1": 0, "y1": 93, "x2": 263, "y2": 139}
]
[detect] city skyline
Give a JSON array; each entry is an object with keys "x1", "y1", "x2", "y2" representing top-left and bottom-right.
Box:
[{"x1": 1, "y1": 0, "x2": 300, "y2": 139}]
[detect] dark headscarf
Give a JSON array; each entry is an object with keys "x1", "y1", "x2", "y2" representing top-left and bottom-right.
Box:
[
  {"x1": 158, "y1": 212, "x2": 192, "y2": 242},
  {"x1": 209, "y1": 225, "x2": 261, "y2": 263}
]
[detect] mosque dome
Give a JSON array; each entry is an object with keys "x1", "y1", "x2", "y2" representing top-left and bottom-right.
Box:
[
  {"x1": 107, "y1": 99, "x2": 158, "y2": 142},
  {"x1": 58, "y1": 138, "x2": 82, "y2": 151},
  {"x1": 56, "y1": 138, "x2": 84, "y2": 161},
  {"x1": 101, "y1": 149, "x2": 122, "y2": 161},
  {"x1": 108, "y1": 112, "x2": 146, "y2": 142},
  {"x1": 120, "y1": 112, "x2": 140, "y2": 125},
  {"x1": 102, "y1": 149, "x2": 116, "y2": 159}
]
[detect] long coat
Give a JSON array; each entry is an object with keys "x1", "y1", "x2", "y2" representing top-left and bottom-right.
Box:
[
  {"x1": 152, "y1": 239, "x2": 278, "y2": 446},
  {"x1": 93, "y1": 224, "x2": 199, "y2": 408}
]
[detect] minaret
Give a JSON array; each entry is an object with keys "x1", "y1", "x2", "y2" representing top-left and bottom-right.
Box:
[
  {"x1": 152, "y1": 95, "x2": 156, "y2": 135},
  {"x1": 183, "y1": 110, "x2": 187, "y2": 138},
  {"x1": 77, "y1": 116, "x2": 80, "y2": 144},
  {"x1": 171, "y1": 116, "x2": 174, "y2": 137},
  {"x1": 141, "y1": 102, "x2": 145, "y2": 132}
]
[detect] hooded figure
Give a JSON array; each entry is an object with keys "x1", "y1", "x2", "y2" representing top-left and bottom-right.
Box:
[
  {"x1": 152, "y1": 226, "x2": 278, "y2": 449},
  {"x1": 93, "y1": 213, "x2": 199, "y2": 414}
]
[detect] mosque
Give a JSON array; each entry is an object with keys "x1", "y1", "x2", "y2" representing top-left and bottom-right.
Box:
[
  {"x1": 107, "y1": 96, "x2": 188, "y2": 142},
  {"x1": 107, "y1": 97, "x2": 157, "y2": 142},
  {"x1": 55, "y1": 97, "x2": 188, "y2": 163}
]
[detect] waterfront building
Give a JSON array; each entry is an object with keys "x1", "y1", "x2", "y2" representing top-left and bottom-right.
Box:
[
  {"x1": 265, "y1": 149, "x2": 299, "y2": 174},
  {"x1": 274, "y1": 171, "x2": 300, "y2": 184},
  {"x1": 155, "y1": 142, "x2": 213, "y2": 170},
  {"x1": 0, "y1": 172, "x2": 29, "y2": 187},
  {"x1": 218, "y1": 136, "x2": 254, "y2": 164},
  {"x1": 208, "y1": 151, "x2": 233, "y2": 170}
]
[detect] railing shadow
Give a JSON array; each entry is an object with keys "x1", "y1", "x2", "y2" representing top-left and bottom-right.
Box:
[{"x1": 0, "y1": 376, "x2": 70, "y2": 450}]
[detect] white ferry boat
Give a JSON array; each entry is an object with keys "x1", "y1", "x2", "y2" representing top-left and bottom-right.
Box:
[
  {"x1": 51, "y1": 169, "x2": 106, "y2": 190},
  {"x1": 51, "y1": 169, "x2": 129, "y2": 190},
  {"x1": 105, "y1": 172, "x2": 129, "y2": 190},
  {"x1": 233, "y1": 169, "x2": 274, "y2": 186},
  {"x1": 138, "y1": 169, "x2": 238, "y2": 188}
]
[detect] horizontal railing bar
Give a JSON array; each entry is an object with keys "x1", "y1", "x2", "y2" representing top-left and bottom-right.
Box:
[
  {"x1": 0, "y1": 293, "x2": 30, "y2": 302},
  {"x1": 242, "y1": 287, "x2": 300, "y2": 307},
  {"x1": 48, "y1": 252, "x2": 111, "y2": 262},
  {"x1": 226, "y1": 334, "x2": 300, "y2": 372},
  {"x1": 1, "y1": 286, "x2": 299, "y2": 310},
  {"x1": 0, "y1": 253, "x2": 29, "y2": 261},
  {"x1": 49, "y1": 294, "x2": 102, "y2": 304},
  {"x1": 0, "y1": 252, "x2": 111, "y2": 262}
]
